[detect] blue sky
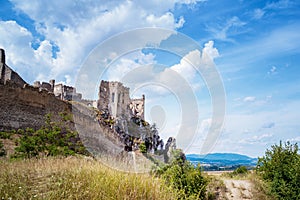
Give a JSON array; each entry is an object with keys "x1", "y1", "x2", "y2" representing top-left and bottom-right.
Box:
[{"x1": 0, "y1": 0, "x2": 299, "y2": 157}]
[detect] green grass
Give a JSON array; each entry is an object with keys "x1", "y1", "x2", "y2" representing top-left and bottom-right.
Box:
[{"x1": 0, "y1": 156, "x2": 176, "y2": 200}]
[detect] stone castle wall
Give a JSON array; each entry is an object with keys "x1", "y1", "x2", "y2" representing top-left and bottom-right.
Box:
[
  {"x1": 0, "y1": 82, "x2": 71, "y2": 131},
  {"x1": 0, "y1": 81, "x2": 125, "y2": 155}
]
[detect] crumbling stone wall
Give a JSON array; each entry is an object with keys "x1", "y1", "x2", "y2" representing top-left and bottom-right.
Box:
[
  {"x1": 97, "y1": 80, "x2": 145, "y2": 120},
  {"x1": 130, "y1": 95, "x2": 145, "y2": 120},
  {"x1": 0, "y1": 82, "x2": 71, "y2": 131},
  {"x1": 98, "y1": 81, "x2": 131, "y2": 119},
  {"x1": 0, "y1": 49, "x2": 27, "y2": 87}
]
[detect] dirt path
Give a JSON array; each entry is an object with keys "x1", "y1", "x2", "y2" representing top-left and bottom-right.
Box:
[
  {"x1": 206, "y1": 171, "x2": 254, "y2": 200},
  {"x1": 223, "y1": 179, "x2": 253, "y2": 200}
]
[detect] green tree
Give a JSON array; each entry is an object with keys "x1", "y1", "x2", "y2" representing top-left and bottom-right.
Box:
[{"x1": 257, "y1": 141, "x2": 300, "y2": 200}]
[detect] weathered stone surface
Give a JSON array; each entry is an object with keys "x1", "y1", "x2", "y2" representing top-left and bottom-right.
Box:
[
  {"x1": 0, "y1": 83, "x2": 71, "y2": 131},
  {"x1": 98, "y1": 80, "x2": 145, "y2": 120},
  {"x1": 0, "y1": 49, "x2": 27, "y2": 87}
]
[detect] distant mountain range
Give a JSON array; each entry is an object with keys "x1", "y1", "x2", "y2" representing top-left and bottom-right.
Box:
[{"x1": 186, "y1": 153, "x2": 258, "y2": 170}]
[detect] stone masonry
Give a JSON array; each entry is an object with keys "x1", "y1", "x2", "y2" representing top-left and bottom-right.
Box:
[
  {"x1": 97, "y1": 80, "x2": 145, "y2": 120},
  {"x1": 0, "y1": 49, "x2": 27, "y2": 87}
]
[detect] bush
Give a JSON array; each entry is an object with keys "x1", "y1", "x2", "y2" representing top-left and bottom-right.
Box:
[
  {"x1": 12, "y1": 113, "x2": 89, "y2": 159},
  {"x1": 257, "y1": 141, "x2": 300, "y2": 200},
  {"x1": 0, "y1": 131, "x2": 12, "y2": 139},
  {"x1": 233, "y1": 166, "x2": 248, "y2": 175},
  {"x1": 139, "y1": 142, "x2": 147, "y2": 153},
  {"x1": 155, "y1": 150, "x2": 207, "y2": 199}
]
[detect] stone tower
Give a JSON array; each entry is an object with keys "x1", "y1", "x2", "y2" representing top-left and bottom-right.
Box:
[
  {"x1": 0, "y1": 49, "x2": 27, "y2": 86},
  {"x1": 0, "y1": 49, "x2": 5, "y2": 84},
  {"x1": 97, "y1": 80, "x2": 145, "y2": 120},
  {"x1": 98, "y1": 81, "x2": 131, "y2": 119},
  {"x1": 0, "y1": 49, "x2": 5, "y2": 64}
]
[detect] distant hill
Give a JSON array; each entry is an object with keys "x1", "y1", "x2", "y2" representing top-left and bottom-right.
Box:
[{"x1": 186, "y1": 153, "x2": 258, "y2": 170}]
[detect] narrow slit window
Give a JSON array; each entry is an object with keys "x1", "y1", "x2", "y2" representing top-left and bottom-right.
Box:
[{"x1": 112, "y1": 93, "x2": 115, "y2": 102}]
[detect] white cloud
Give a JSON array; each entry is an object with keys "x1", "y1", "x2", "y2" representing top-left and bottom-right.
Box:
[
  {"x1": 201, "y1": 40, "x2": 219, "y2": 65},
  {"x1": 64, "y1": 75, "x2": 72, "y2": 85},
  {"x1": 239, "y1": 133, "x2": 274, "y2": 145},
  {"x1": 146, "y1": 13, "x2": 185, "y2": 29},
  {"x1": 4, "y1": 0, "x2": 203, "y2": 84},
  {"x1": 170, "y1": 49, "x2": 200, "y2": 80},
  {"x1": 243, "y1": 96, "x2": 256, "y2": 102},
  {"x1": 287, "y1": 136, "x2": 300, "y2": 143},
  {"x1": 268, "y1": 66, "x2": 277, "y2": 75},
  {"x1": 105, "y1": 40, "x2": 218, "y2": 96},
  {"x1": 106, "y1": 52, "x2": 156, "y2": 82},
  {"x1": 265, "y1": 0, "x2": 293, "y2": 9},
  {"x1": 253, "y1": 8, "x2": 265, "y2": 19},
  {"x1": 0, "y1": 21, "x2": 33, "y2": 67},
  {"x1": 206, "y1": 16, "x2": 246, "y2": 42},
  {"x1": 0, "y1": 20, "x2": 57, "y2": 83}
]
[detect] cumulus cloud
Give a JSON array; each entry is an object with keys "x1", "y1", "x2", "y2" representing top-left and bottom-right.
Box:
[
  {"x1": 105, "y1": 40, "x2": 218, "y2": 95},
  {"x1": 2, "y1": 0, "x2": 204, "y2": 84},
  {"x1": 106, "y1": 51, "x2": 156, "y2": 81},
  {"x1": 0, "y1": 20, "x2": 57, "y2": 83}
]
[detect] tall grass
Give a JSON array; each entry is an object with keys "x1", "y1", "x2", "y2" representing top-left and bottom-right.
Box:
[{"x1": 0, "y1": 156, "x2": 176, "y2": 200}]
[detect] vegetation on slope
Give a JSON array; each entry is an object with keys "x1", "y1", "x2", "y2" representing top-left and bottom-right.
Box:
[
  {"x1": 154, "y1": 149, "x2": 208, "y2": 199},
  {"x1": 0, "y1": 113, "x2": 211, "y2": 199},
  {"x1": 257, "y1": 141, "x2": 300, "y2": 200},
  {"x1": 0, "y1": 113, "x2": 89, "y2": 159},
  {"x1": 0, "y1": 156, "x2": 176, "y2": 200}
]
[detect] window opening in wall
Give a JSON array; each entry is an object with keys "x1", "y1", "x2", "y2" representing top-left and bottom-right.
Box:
[{"x1": 112, "y1": 93, "x2": 115, "y2": 102}]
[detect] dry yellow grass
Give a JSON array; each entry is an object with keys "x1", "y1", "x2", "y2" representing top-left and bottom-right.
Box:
[{"x1": 0, "y1": 156, "x2": 176, "y2": 200}]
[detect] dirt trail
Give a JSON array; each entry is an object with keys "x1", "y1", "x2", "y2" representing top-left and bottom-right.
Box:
[
  {"x1": 206, "y1": 171, "x2": 254, "y2": 200},
  {"x1": 223, "y1": 179, "x2": 253, "y2": 200}
]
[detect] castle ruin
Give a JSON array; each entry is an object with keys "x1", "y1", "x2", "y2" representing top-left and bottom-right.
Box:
[
  {"x1": 33, "y1": 80, "x2": 83, "y2": 101},
  {"x1": 98, "y1": 80, "x2": 145, "y2": 120},
  {"x1": 0, "y1": 48, "x2": 177, "y2": 161},
  {"x1": 0, "y1": 49, "x2": 27, "y2": 87}
]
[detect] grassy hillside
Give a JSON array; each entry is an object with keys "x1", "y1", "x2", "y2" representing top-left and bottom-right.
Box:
[{"x1": 0, "y1": 156, "x2": 176, "y2": 200}]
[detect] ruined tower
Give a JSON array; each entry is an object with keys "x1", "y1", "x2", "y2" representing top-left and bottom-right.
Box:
[
  {"x1": 97, "y1": 80, "x2": 145, "y2": 120},
  {"x1": 0, "y1": 48, "x2": 27, "y2": 86},
  {"x1": 0, "y1": 49, "x2": 5, "y2": 84}
]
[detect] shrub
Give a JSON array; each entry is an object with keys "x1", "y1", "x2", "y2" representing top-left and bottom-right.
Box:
[
  {"x1": 257, "y1": 141, "x2": 300, "y2": 200},
  {"x1": 139, "y1": 142, "x2": 147, "y2": 153},
  {"x1": 155, "y1": 150, "x2": 207, "y2": 199},
  {"x1": 234, "y1": 166, "x2": 248, "y2": 175},
  {"x1": 0, "y1": 131, "x2": 12, "y2": 139},
  {"x1": 12, "y1": 114, "x2": 89, "y2": 159}
]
